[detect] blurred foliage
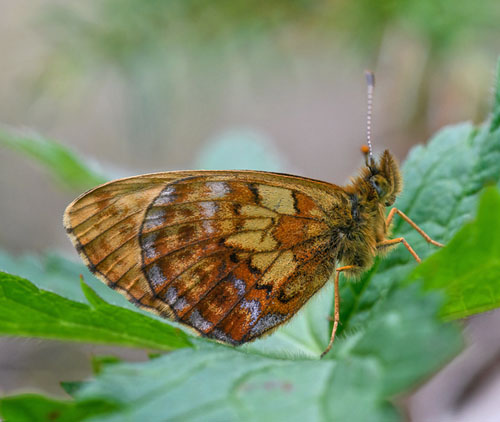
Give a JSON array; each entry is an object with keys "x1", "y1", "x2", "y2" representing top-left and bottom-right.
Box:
[
  {"x1": 330, "y1": 0, "x2": 500, "y2": 56},
  {"x1": 34, "y1": 0, "x2": 500, "y2": 144},
  {"x1": 42, "y1": 0, "x2": 310, "y2": 67},
  {"x1": 0, "y1": 394, "x2": 116, "y2": 422},
  {"x1": 0, "y1": 127, "x2": 107, "y2": 191},
  {"x1": 0, "y1": 125, "x2": 284, "y2": 194},
  {"x1": 195, "y1": 129, "x2": 285, "y2": 171},
  {"x1": 40, "y1": 0, "x2": 500, "y2": 69},
  {"x1": 90, "y1": 355, "x2": 122, "y2": 376},
  {"x1": 412, "y1": 187, "x2": 500, "y2": 320}
]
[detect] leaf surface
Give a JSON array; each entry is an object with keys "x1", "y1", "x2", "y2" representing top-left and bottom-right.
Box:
[
  {"x1": 0, "y1": 272, "x2": 192, "y2": 351},
  {"x1": 411, "y1": 187, "x2": 500, "y2": 319}
]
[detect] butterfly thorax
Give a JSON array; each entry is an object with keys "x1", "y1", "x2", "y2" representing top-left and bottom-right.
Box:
[{"x1": 335, "y1": 150, "x2": 402, "y2": 278}]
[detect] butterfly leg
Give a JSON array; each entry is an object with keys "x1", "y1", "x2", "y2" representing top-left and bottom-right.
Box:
[
  {"x1": 377, "y1": 237, "x2": 421, "y2": 262},
  {"x1": 385, "y1": 208, "x2": 444, "y2": 247},
  {"x1": 321, "y1": 265, "x2": 357, "y2": 358}
]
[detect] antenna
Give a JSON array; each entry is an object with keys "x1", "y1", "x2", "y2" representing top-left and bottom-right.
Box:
[{"x1": 364, "y1": 70, "x2": 375, "y2": 166}]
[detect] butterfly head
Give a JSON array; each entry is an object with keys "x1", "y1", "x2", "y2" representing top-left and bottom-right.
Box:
[
  {"x1": 358, "y1": 72, "x2": 401, "y2": 207},
  {"x1": 365, "y1": 149, "x2": 402, "y2": 207}
]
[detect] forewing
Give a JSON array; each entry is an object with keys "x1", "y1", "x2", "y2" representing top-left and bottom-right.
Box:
[{"x1": 64, "y1": 170, "x2": 343, "y2": 344}]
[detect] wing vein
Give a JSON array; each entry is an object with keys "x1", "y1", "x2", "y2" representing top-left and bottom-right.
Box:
[
  {"x1": 153, "y1": 197, "x2": 328, "y2": 221},
  {"x1": 241, "y1": 245, "x2": 337, "y2": 340},
  {"x1": 154, "y1": 249, "x2": 237, "y2": 298},
  {"x1": 206, "y1": 233, "x2": 332, "y2": 333},
  {"x1": 142, "y1": 214, "x2": 324, "y2": 236},
  {"x1": 142, "y1": 229, "x2": 269, "y2": 268},
  {"x1": 92, "y1": 236, "x2": 137, "y2": 268},
  {"x1": 70, "y1": 197, "x2": 129, "y2": 231},
  {"x1": 80, "y1": 210, "x2": 143, "y2": 246},
  {"x1": 69, "y1": 195, "x2": 124, "y2": 217},
  {"x1": 110, "y1": 262, "x2": 139, "y2": 287}
]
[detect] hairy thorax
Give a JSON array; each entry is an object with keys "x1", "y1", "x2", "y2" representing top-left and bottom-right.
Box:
[{"x1": 334, "y1": 191, "x2": 388, "y2": 278}]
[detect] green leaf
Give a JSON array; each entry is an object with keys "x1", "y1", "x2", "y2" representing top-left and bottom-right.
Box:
[
  {"x1": 90, "y1": 355, "x2": 123, "y2": 375},
  {"x1": 410, "y1": 186, "x2": 500, "y2": 320},
  {"x1": 0, "y1": 283, "x2": 461, "y2": 422},
  {"x1": 492, "y1": 59, "x2": 500, "y2": 132},
  {"x1": 0, "y1": 126, "x2": 108, "y2": 191},
  {"x1": 0, "y1": 394, "x2": 116, "y2": 422},
  {"x1": 338, "y1": 114, "x2": 500, "y2": 336},
  {"x1": 60, "y1": 381, "x2": 87, "y2": 397},
  {"x1": 0, "y1": 272, "x2": 192, "y2": 351},
  {"x1": 0, "y1": 250, "x2": 154, "y2": 314}
]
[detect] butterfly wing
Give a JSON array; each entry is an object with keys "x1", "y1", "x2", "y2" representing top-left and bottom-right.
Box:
[{"x1": 64, "y1": 171, "x2": 345, "y2": 344}]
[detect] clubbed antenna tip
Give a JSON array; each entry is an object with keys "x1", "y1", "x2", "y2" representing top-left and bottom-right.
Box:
[{"x1": 360, "y1": 145, "x2": 370, "y2": 155}]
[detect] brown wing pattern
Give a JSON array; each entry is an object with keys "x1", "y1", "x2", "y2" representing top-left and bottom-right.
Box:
[
  {"x1": 64, "y1": 173, "x2": 183, "y2": 315},
  {"x1": 64, "y1": 171, "x2": 344, "y2": 345}
]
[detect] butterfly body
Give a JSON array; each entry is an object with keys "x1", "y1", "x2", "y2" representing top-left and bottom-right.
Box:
[
  {"x1": 64, "y1": 150, "x2": 404, "y2": 348},
  {"x1": 338, "y1": 149, "x2": 402, "y2": 277}
]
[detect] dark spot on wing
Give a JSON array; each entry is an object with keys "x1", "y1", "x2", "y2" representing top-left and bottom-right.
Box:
[
  {"x1": 248, "y1": 183, "x2": 260, "y2": 203},
  {"x1": 255, "y1": 282, "x2": 273, "y2": 297}
]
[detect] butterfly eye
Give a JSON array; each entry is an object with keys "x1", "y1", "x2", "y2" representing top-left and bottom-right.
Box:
[
  {"x1": 351, "y1": 204, "x2": 359, "y2": 221},
  {"x1": 370, "y1": 178, "x2": 383, "y2": 197}
]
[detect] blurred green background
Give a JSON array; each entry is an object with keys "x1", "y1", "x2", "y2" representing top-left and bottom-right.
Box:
[
  {"x1": 1, "y1": 1, "x2": 500, "y2": 420},
  {"x1": 2, "y1": 0, "x2": 499, "y2": 252}
]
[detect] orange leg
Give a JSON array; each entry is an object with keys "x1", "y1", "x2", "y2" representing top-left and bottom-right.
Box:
[
  {"x1": 377, "y1": 237, "x2": 421, "y2": 263},
  {"x1": 321, "y1": 265, "x2": 357, "y2": 358},
  {"x1": 386, "y1": 208, "x2": 444, "y2": 248}
]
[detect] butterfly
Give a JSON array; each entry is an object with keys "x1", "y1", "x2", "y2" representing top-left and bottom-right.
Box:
[{"x1": 63, "y1": 72, "x2": 443, "y2": 357}]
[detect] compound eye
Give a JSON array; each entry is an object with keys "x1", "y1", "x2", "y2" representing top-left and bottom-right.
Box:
[
  {"x1": 370, "y1": 178, "x2": 383, "y2": 197},
  {"x1": 351, "y1": 204, "x2": 359, "y2": 220}
]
